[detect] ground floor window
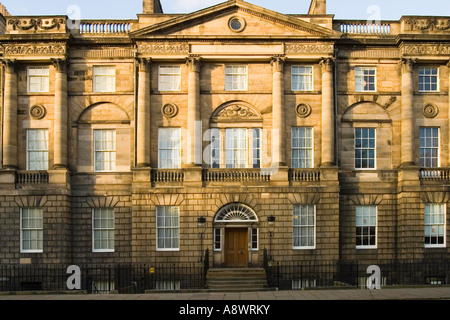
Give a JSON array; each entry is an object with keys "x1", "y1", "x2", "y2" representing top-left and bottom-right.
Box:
[
  {"x1": 92, "y1": 208, "x2": 115, "y2": 252},
  {"x1": 156, "y1": 206, "x2": 180, "y2": 251},
  {"x1": 425, "y1": 203, "x2": 446, "y2": 247},
  {"x1": 356, "y1": 205, "x2": 377, "y2": 249},
  {"x1": 293, "y1": 205, "x2": 316, "y2": 249},
  {"x1": 20, "y1": 208, "x2": 43, "y2": 253}
]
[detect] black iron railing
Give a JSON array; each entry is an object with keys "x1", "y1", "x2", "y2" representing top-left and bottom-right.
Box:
[
  {"x1": 264, "y1": 256, "x2": 450, "y2": 290},
  {"x1": 0, "y1": 262, "x2": 208, "y2": 294}
]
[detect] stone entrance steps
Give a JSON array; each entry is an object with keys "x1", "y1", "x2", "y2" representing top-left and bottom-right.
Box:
[{"x1": 206, "y1": 268, "x2": 270, "y2": 292}]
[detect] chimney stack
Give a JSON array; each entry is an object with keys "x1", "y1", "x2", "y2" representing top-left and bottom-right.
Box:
[
  {"x1": 143, "y1": 0, "x2": 163, "y2": 14},
  {"x1": 308, "y1": 0, "x2": 326, "y2": 15}
]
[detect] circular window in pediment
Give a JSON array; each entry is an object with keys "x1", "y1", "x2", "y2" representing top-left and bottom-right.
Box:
[{"x1": 228, "y1": 16, "x2": 246, "y2": 32}]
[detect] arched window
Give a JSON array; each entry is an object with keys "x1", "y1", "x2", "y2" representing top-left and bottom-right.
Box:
[{"x1": 214, "y1": 203, "x2": 258, "y2": 223}]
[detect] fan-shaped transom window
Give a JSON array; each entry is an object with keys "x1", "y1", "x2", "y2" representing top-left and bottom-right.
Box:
[{"x1": 214, "y1": 203, "x2": 258, "y2": 222}]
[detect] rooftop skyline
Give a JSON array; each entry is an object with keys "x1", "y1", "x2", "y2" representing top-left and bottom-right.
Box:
[{"x1": 2, "y1": 0, "x2": 449, "y2": 20}]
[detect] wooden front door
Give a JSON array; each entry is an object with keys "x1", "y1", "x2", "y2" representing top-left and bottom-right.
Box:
[{"x1": 225, "y1": 228, "x2": 248, "y2": 267}]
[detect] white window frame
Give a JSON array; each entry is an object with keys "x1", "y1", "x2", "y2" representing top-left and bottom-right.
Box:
[
  {"x1": 355, "y1": 206, "x2": 377, "y2": 249},
  {"x1": 225, "y1": 65, "x2": 248, "y2": 91},
  {"x1": 214, "y1": 228, "x2": 222, "y2": 251},
  {"x1": 158, "y1": 65, "x2": 181, "y2": 92},
  {"x1": 93, "y1": 129, "x2": 116, "y2": 172},
  {"x1": 27, "y1": 66, "x2": 50, "y2": 93},
  {"x1": 158, "y1": 128, "x2": 181, "y2": 169},
  {"x1": 293, "y1": 205, "x2": 316, "y2": 250},
  {"x1": 93, "y1": 66, "x2": 116, "y2": 93},
  {"x1": 419, "y1": 67, "x2": 439, "y2": 92},
  {"x1": 20, "y1": 208, "x2": 43, "y2": 253},
  {"x1": 424, "y1": 203, "x2": 446, "y2": 248},
  {"x1": 419, "y1": 127, "x2": 440, "y2": 168},
  {"x1": 26, "y1": 129, "x2": 49, "y2": 171},
  {"x1": 156, "y1": 206, "x2": 180, "y2": 251},
  {"x1": 251, "y1": 228, "x2": 259, "y2": 251},
  {"x1": 291, "y1": 65, "x2": 314, "y2": 91},
  {"x1": 92, "y1": 208, "x2": 115, "y2": 253},
  {"x1": 354, "y1": 128, "x2": 376, "y2": 170},
  {"x1": 291, "y1": 127, "x2": 314, "y2": 168},
  {"x1": 355, "y1": 66, "x2": 377, "y2": 92}
]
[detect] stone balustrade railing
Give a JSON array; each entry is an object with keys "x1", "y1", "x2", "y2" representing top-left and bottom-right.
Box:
[
  {"x1": 289, "y1": 169, "x2": 320, "y2": 182},
  {"x1": 203, "y1": 169, "x2": 271, "y2": 182},
  {"x1": 337, "y1": 21, "x2": 392, "y2": 35},
  {"x1": 151, "y1": 169, "x2": 185, "y2": 183},
  {"x1": 15, "y1": 171, "x2": 49, "y2": 184},
  {"x1": 419, "y1": 168, "x2": 450, "y2": 181},
  {"x1": 78, "y1": 20, "x2": 133, "y2": 35}
]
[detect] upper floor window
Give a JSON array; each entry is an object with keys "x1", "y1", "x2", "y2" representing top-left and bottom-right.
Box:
[
  {"x1": 27, "y1": 129, "x2": 49, "y2": 171},
  {"x1": 419, "y1": 127, "x2": 439, "y2": 168},
  {"x1": 94, "y1": 129, "x2": 116, "y2": 172},
  {"x1": 425, "y1": 203, "x2": 446, "y2": 248},
  {"x1": 158, "y1": 66, "x2": 181, "y2": 91},
  {"x1": 92, "y1": 208, "x2": 115, "y2": 252},
  {"x1": 355, "y1": 67, "x2": 376, "y2": 92},
  {"x1": 291, "y1": 66, "x2": 313, "y2": 91},
  {"x1": 355, "y1": 128, "x2": 376, "y2": 169},
  {"x1": 158, "y1": 128, "x2": 181, "y2": 169},
  {"x1": 93, "y1": 66, "x2": 116, "y2": 93},
  {"x1": 225, "y1": 65, "x2": 248, "y2": 91},
  {"x1": 28, "y1": 67, "x2": 49, "y2": 93},
  {"x1": 291, "y1": 127, "x2": 313, "y2": 168},
  {"x1": 20, "y1": 208, "x2": 43, "y2": 253},
  {"x1": 419, "y1": 67, "x2": 439, "y2": 92}
]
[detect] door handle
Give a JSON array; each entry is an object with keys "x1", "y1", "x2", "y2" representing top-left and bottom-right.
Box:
[{"x1": 239, "y1": 250, "x2": 245, "y2": 255}]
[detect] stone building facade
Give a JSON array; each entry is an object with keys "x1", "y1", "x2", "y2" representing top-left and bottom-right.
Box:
[{"x1": 0, "y1": 0, "x2": 449, "y2": 268}]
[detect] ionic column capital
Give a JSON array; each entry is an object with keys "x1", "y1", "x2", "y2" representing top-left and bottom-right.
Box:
[
  {"x1": 2, "y1": 59, "x2": 17, "y2": 74},
  {"x1": 51, "y1": 58, "x2": 68, "y2": 73},
  {"x1": 271, "y1": 56, "x2": 286, "y2": 73},
  {"x1": 400, "y1": 58, "x2": 416, "y2": 74},
  {"x1": 136, "y1": 57, "x2": 151, "y2": 73},
  {"x1": 186, "y1": 56, "x2": 201, "y2": 73},
  {"x1": 320, "y1": 57, "x2": 334, "y2": 73}
]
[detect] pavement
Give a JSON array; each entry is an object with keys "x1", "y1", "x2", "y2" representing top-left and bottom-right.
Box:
[{"x1": 1, "y1": 286, "x2": 450, "y2": 300}]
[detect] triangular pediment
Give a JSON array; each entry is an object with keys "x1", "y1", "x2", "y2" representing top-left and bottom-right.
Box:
[{"x1": 131, "y1": 0, "x2": 340, "y2": 39}]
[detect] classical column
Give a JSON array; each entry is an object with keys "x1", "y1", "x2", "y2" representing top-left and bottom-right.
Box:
[
  {"x1": 186, "y1": 57, "x2": 201, "y2": 166},
  {"x1": 52, "y1": 59, "x2": 68, "y2": 169},
  {"x1": 271, "y1": 56, "x2": 286, "y2": 167},
  {"x1": 320, "y1": 58, "x2": 335, "y2": 166},
  {"x1": 401, "y1": 58, "x2": 415, "y2": 166},
  {"x1": 136, "y1": 58, "x2": 151, "y2": 167},
  {"x1": 2, "y1": 60, "x2": 18, "y2": 169}
]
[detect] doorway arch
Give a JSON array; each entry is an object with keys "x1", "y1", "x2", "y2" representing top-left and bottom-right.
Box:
[{"x1": 213, "y1": 203, "x2": 259, "y2": 267}]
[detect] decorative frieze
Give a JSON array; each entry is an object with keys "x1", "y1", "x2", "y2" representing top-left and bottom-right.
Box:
[
  {"x1": 138, "y1": 43, "x2": 189, "y2": 55},
  {"x1": 401, "y1": 44, "x2": 450, "y2": 56},
  {"x1": 285, "y1": 44, "x2": 334, "y2": 55},
  {"x1": 4, "y1": 44, "x2": 66, "y2": 56}
]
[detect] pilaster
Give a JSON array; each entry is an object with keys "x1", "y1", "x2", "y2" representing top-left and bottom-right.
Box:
[{"x1": 186, "y1": 57, "x2": 202, "y2": 167}]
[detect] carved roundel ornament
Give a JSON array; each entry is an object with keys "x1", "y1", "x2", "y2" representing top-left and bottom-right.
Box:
[
  {"x1": 423, "y1": 104, "x2": 439, "y2": 118},
  {"x1": 30, "y1": 104, "x2": 46, "y2": 119},
  {"x1": 295, "y1": 103, "x2": 312, "y2": 118},
  {"x1": 162, "y1": 103, "x2": 179, "y2": 118}
]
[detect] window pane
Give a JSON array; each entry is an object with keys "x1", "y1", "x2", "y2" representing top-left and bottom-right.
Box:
[
  {"x1": 355, "y1": 67, "x2": 376, "y2": 92},
  {"x1": 292, "y1": 66, "x2": 313, "y2": 91},
  {"x1": 424, "y1": 204, "x2": 446, "y2": 246},
  {"x1": 225, "y1": 65, "x2": 247, "y2": 91},
  {"x1": 159, "y1": 66, "x2": 181, "y2": 91},
  {"x1": 94, "y1": 130, "x2": 116, "y2": 172},
  {"x1": 419, "y1": 127, "x2": 439, "y2": 168},
  {"x1": 93, "y1": 66, "x2": 116, "y2": 92},
  {"x1": 355, "y1": 128, "x2": 376, "y2": 169},
  {"x1": 158, "y1": 128, "x2": 181, "y2": 168},
  {"x1": 355, "y1": 206, "x2": 377, "y2": 248}
]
